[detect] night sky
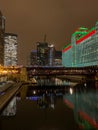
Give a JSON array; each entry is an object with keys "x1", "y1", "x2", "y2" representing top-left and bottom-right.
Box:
[{"x1": 0, "y1": 0, "x2": 98, "y2": 65}]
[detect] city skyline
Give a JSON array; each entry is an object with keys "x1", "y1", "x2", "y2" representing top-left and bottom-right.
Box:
[{"x1": 0, "y1": 0, "x2": 98, "y2": 65}]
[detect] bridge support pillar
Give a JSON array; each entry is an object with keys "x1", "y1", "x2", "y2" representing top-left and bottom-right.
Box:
[
  {"x1": 94, "y1": 72, "x2": 98, "y2": 81},
  {"x1": 20, "y1": 67, "x2": 28, "y2": 82},
  {"x1": 19, "y1": 85, "x2": 28, "y2": 100}
]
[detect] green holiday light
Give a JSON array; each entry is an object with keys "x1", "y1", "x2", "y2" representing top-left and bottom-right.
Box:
[
  {"x1": 62, "y1": 43, "x2": 71, "y2": 50},
  {"x1": 72, "y1": 26, "x2": 95, "y2": 40}
]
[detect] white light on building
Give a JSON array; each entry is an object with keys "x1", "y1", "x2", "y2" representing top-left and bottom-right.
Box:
[{"x1": 4, "y1": 33, "x2": 18, "y2": 66}]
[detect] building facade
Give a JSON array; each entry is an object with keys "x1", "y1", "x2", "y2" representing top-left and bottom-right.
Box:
[
  {"x1": 4, "y1": 33, "x2": 18, "y2": 66},
  {"x1": 62, "y1": 22, "x2": 98, "y2": 67},
  {"x1": 30, "y1": 42, "x2": 61, "y2": 66},
  {"x1": 36, "y1": 42, "x2": 48, "y2": 66},
  {"x1": 54, "y1": 50, "x2": 62, "y2": 66},
  {"x1": 30, "y1": 50, "x2": 37, "y2": 66},
  {"x1": 48, "y1": 44, "x2": 55, "y2": 66},
  {"x1": 62, "y1": 44, "x2": 72, "y2": 67},
  {"x1": 0, "y1": 11, "x2": 5, "y2": 65}
]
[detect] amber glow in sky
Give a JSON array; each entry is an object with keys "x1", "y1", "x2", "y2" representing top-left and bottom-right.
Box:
[{"x1": 0, "y1": 0, "x2": 98, "y2": 65}]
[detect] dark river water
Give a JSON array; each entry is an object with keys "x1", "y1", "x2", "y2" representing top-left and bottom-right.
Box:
[{"x1": 0, "y1": 81, "x2": 98, "y2": 130}]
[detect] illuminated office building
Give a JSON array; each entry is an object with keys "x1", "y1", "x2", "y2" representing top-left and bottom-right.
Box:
[
  {"x1": 4, "y1": 33, "x2": 18, "y2": 66},
  {"x1": 0, "y1": 10, "x2": 5, "y2": 65},
  {"x1": 30, "y1": 42, "x2": 60, "y2": 66},
  {"x1": 48, "y1": 44, "x2": 55, "y2": 66},
  {"x1": 36, "y1": 42, "x2": 48, "y2": 66},
  {"x1": 62, "y1": 21, "x2": 98, "y2": 67}
]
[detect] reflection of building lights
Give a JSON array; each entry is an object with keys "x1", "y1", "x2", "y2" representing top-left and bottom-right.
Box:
[
  {"x1": 69, "y1": 88, "x2": 73, "y2": 95},
  {"x1": 84, "y1": 83, "x2": 87, "y2": 87},
  {"x1": 50, "y1": 104, "x2": 54, "y2": 109},
  {"x1": 26, "y1": 96, "x2": 39, "y2": 101},
  {"x1": 33, "y1": 90, "x2": 36, "y2": 95}
]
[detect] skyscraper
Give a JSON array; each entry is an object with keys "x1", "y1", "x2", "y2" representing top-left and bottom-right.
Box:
[
  {"x1": 48, "y1": 44, "x2": 55, "y2": 66},
  {"x1": 4, "y1": 33, "x2": 18, "y2": 66},
  {"x1": 54, "y1": 50, "x2": 62, "y2": 66},
  {"x1": 30, "y1": 50, "x2": 37, "y2": 66},
  {"x1": 0, "y1": 10, "x2": 5, "y2": 65},
  {"x1": 36, "y1": 42, "x2": 48, "y2": 66}
]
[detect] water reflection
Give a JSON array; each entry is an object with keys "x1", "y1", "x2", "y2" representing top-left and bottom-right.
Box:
[
  {"x1": 17, "y1": 82, "x2": 98, "y2": 130},
  {"x1": 9, "y1": 85, "x2": 79, "y2": 130},
  {"x1": 18, "y1": 85, "x2": 65, "y2": 110},
  {"x1": 2, "y1": 81, "x2": 98, "y2": 130},
  {"x1": 63, "y1": 82, "x2": 98, "y2": 130}
]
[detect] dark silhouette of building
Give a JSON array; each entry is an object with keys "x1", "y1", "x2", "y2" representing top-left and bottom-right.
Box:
[
  {"x1": 0, "y1": 10, "x2": 5, "y2": 65},
  {"x1": 54, "y1": 50, "x2": 62, "y2": 66},
  {"x1": 36, "y1": 42, "x2": 48, "y2": 66},
  {"x1": 30, "y1": 50, "x2": 37, "y2": 66}
]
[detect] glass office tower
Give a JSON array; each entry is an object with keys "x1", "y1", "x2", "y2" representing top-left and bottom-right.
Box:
[{"x1": 4, "y1": 33, "x2": 18, "y2": 66}]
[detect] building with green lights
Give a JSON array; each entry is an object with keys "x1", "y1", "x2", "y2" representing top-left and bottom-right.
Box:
[
  {"x1": 62, "y1": 22, "x2": 98, "y2": 67},
  {"x1": 62, "y1": 44, "x2": 72, "y2": 67}
]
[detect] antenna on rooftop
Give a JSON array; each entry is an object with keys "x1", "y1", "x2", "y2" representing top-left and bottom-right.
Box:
[{"x1": 44, "y1": 34, "x2": 47, "y2": 42}]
